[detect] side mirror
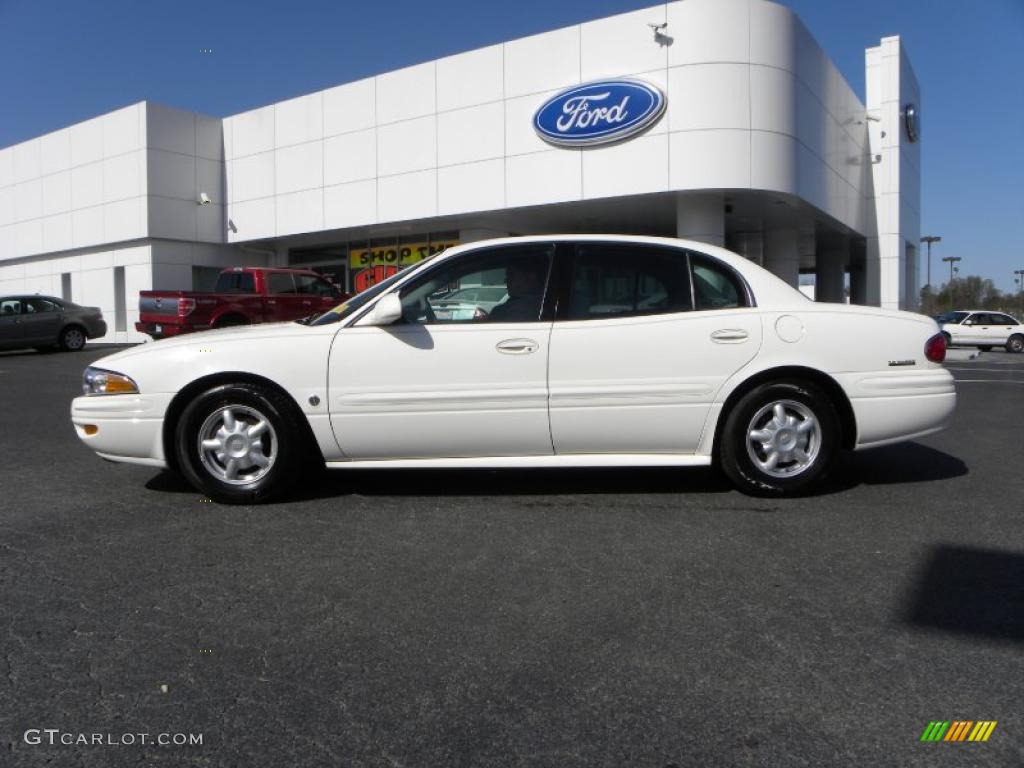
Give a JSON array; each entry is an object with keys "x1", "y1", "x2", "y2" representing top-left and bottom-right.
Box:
[{"x1": 372, "y1": 293, "x2": 403, "y2": 325}]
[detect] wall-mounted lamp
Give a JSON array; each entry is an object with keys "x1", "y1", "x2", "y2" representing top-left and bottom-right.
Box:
[{"x1": 198, "y1": 192, "x2": 213, "y2": 205}]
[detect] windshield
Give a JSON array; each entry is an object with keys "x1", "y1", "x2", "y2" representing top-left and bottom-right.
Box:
[{"x1": 308, "y1": 266, "x2": 415, "y2": 326}]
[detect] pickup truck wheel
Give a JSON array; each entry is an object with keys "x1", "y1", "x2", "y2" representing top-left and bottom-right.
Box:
[
  {"x1": 175, "y1": 383, "x2": 300, "y2": 504},
  {"x1": 718, "y1": 381, "x2": 839, "y2": 497}
]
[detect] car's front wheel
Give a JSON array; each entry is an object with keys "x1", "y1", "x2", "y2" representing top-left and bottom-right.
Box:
[
  {"x1": 175, "y1": 383, "x2": 302, "y2": 503},
  {"x1": 718, "y1": 381, "x2": 839, "y2": 496},
  {"x1": 1007, "y1": 334, "x2": 1024, "y2": 354}
]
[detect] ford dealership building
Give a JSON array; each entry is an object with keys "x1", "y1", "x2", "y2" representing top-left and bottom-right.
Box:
[{"x1": 0, "y1": 0, "x2": 920, "y2": 343}]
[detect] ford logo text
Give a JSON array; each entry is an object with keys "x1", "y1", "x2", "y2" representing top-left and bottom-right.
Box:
[{"x1": 533, "y1": 79, "x2": 666, "y2": 148}]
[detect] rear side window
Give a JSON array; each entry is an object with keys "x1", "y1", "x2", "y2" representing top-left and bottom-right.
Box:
[
  {"x1": 215, "y1": 272, "x2": 256, "y2": 293},
  {"x1": 268, "y1": 273, "x2": 296, "y2": 294},
  {"x1": 690, "y1": 254, "x2": 745, "y2": 310},
  {"x1": 567, "y1": 244, "x2": 692, "y2": 320}
]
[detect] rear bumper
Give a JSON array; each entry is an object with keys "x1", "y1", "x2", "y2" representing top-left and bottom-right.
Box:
[
  {"x1": 87, "y1": 320, "x2": 107, "y2": 339},
  {"x1": 134, "y1": 321, "x2": 203, "y2": 339},
  {"x1": 70, "y1": 393, "x2": 173, "y2": 468}
]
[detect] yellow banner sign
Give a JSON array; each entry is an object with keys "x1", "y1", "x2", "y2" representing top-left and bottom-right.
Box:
[{"x1": 349, "y1": 241, "x2": 459, "y2": 269}]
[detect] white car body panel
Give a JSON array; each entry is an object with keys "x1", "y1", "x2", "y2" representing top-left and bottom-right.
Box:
[
  {"x1": 328, "y1": 321, "x2": 553, "y2": 459},
  {"x1": 548, "y1": 308, "x2": 762, "y2": 454},
  {"x1": 70, "y1": 235, "x2": 956, "y2": 481}
]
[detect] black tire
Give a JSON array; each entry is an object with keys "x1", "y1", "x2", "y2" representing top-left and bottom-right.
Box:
[
  {"x1": 59, "y1": 325, "x2": 87, "y2": 351},
  {"x1": 942, "y1": 331, "x2": 952, "y2": 345},
  {"x1": 978, "y1": 346, "x2": 992, "y2": 352},
  {"x1": 175, "y1": 383, "x2": 302, "y2": 504},
  {"x1": 1006, "y1": 335, "x2": 1024, "y2": 354},
  {"x1": 718, "y1": 380, "x2": 840, "y2": 496}
]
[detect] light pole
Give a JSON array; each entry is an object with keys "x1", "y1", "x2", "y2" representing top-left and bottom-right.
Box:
[
  {"x1": 942, "y1": 256, "x2": 962, "y2": 311},
  {"x1": 920, "y1": 235, "x2": 941, "y2": 314}
]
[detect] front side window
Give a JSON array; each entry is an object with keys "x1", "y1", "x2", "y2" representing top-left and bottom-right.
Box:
[
  {"x1": 399, "y1": 245, "x2": 552, "y2": 325},
  {"x1": 567, "y1": 244, "x2": 692, "y2": 320},
  {"x1": 0, "y1": 299, "x2": 22, "y2": 315}
]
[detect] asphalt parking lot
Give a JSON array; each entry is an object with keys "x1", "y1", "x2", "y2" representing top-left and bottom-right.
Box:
[{"x1": 1, "y1": 345, "x2": 1021, "y2": 767}]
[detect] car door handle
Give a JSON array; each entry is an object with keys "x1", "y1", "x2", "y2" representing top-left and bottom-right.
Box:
[
  {"x1": 710, "y1": 329, "x2": 748, "y2": 342},
  {"x1": 496, "y1": 338, "x2": 539, "y2": 355}
]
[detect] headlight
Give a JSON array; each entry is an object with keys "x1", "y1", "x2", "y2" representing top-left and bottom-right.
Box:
[{"x1": 82, "y1": 367, "x2": 139, "y2": 396}]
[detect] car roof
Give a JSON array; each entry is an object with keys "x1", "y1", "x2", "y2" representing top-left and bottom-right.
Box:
[
  {"x1": 435, "y1": 234, "x2": 807, "y2": 307},
  {"x1": 0, "y1": 295, "x2": 64, "y2": 302}
]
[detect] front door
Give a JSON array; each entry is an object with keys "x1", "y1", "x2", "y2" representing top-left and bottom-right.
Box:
[
  {"x1": 328, "y1": 243, "x2": 556, "y2": 459},
  {"x1": 548, "y1": 243, "x2": 761, "y2": 454}
]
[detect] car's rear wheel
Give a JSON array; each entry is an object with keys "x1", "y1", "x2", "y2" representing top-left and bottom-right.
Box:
[
  {"x1": 1006, "y1": 335, "x2": 1024, "y2": 354},
  {"x1": 175, "y1": 383, "x2": 301, "y2": 504},
  {"x1": 59, "y1": 325, "x2": 86, "y2": 351},
  {"x1": 719, "y1": 381, "x2": 839, "y2": 496},
  {"x1": 942, "y1": 331, "x2": 952, "y2": 345}
]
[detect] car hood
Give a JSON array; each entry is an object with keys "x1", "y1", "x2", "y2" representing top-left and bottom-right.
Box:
[{"x1": 93, "y1": 321, "x2": 319, "y2": 367}]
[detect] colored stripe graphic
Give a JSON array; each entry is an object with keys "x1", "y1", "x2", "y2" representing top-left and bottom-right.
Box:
[
  {"x1": 920, "y1": 721, "x2": 996, "y2": 742},
  {"x1": 971, "y1": 722, "x2": 997, "y2": 742},
  {"x1": 945, "y1": 721, "x2": 972, "y2": 741},
  {"x1": 921, "y1": 721, "x2": 949, "y2": 741}
]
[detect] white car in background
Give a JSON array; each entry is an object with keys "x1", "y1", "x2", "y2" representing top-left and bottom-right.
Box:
[
  {"x1": 936, "y1": 310, "x2": 1024, "y2": 353},
  {"x1": 71, "y1": 235, "x2": 956, "y2": 503}
]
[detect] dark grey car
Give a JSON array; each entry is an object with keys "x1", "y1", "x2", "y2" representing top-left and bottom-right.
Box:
[{"x1": 0, "y1": 296, "x2": 107, "y2": 352}]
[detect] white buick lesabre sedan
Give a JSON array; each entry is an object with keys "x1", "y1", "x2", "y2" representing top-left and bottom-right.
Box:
[{"x1": 72, "y1": 236, "x2": 956, "y2": 503}]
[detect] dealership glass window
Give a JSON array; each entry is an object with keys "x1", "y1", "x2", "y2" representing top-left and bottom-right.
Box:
[
  {"x1": 191, "y1": 266, "x2": 223, "y2": 292},
  {"x1": 398, "y1": 245, "x2": 552, "y2": 324},
  {"x1": 567, "y1": 244, "x2": 693, "y2": 320}
]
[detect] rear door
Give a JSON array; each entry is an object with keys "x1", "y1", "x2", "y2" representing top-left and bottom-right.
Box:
[
  {"x1": 20, "y1": 298, "x2": 64, "y2": 344},
  {"x1": 547, "y1": 243, "x2": 762, "y2": 454}
]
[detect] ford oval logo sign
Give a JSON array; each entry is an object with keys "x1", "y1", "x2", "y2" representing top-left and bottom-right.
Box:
[{"x1": 533, "y1": 79, "x2": 666, "y2": 148}]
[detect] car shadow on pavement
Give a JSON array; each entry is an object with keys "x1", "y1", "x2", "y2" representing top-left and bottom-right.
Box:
[
  {"x1": 820, "y1": 441, "x2": 967, "y2": 493},
  {"x1": 145, "y1": 465, "x2": 736, "y2": 499},
  {"x1": 145, "y1": 442, "x2": 965, "y2": 502},
  {"x1": 901, "y1": 544, "x2": 1024, "y2": 643}
]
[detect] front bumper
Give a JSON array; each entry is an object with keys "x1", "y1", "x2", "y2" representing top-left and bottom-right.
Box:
[{"x1": 71, "y1": 392, "x2": 175, "y2": 468}]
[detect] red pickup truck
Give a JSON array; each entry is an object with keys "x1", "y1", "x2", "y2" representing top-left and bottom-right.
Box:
[{"x1": 136, "y1": 267, "x2": 347, "y2": 340}]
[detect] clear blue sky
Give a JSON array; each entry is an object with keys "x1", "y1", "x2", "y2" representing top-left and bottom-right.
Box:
[{"x1": 2, "y1": 0, "x2": 1021, "y2": 292}]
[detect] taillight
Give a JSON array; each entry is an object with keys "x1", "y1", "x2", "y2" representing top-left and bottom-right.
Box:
[
  {"x1": 924, "y1": 332, "x2": 946, "y2": 363},
  {"x1": 177, "y1": 298, "x2": 196, "y2": 317}
]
